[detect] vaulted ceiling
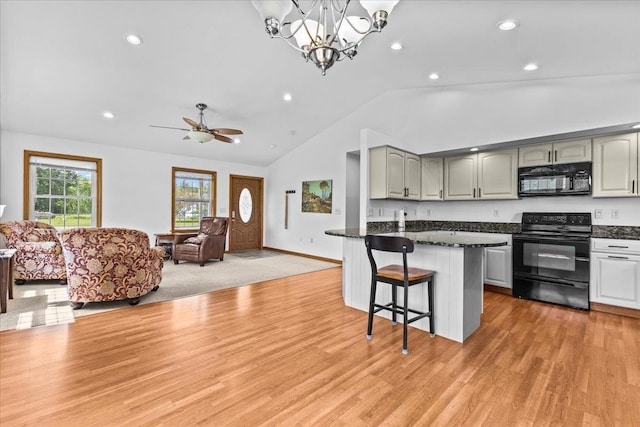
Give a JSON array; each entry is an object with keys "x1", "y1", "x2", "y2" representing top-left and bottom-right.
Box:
[{"x1": 2, "y1": 1, "x2": 639, "y2": 166}]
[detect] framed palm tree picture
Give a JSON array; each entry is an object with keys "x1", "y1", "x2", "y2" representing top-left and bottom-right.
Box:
[{"x1": 302, "y1": 179, "x2": 332, "y2": 213}]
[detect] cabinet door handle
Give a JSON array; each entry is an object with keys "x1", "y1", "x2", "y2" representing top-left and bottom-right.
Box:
[
  {"x1": 608, "y1": 255, "x2": 629, "y2": 260},
  {"x1": 554, "y1": 150, "x2": 558, "y2": 162},
  {"x1": 439, "y1": 189, "x2": 443, "y2": 199},
  {"x1": 607, "y1": 245, "x2": 629, "y2": 249},
  {"x1": 478, "y1": 188, "x2": 482, "y2": 198},
  {"x1": 633, "y1": 180, "x2": 636, "y2": 194},
  {"x1": 473, "y1": 188, "x2": 476, "y2": 198},
  {"x1": 548, "y1": 151, "x2": 551, "y2": 163}
]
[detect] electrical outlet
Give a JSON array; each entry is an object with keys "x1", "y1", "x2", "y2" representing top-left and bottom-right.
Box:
[
  {"x1": 493, "y1": 209, "x2": 499, "y2": 218},
  {"x1": 612, "y1": 209, "x2": 620, "y2": 219},
  {"x1": 378, "y1": 208, "x2": 383, "y2": 216},
  {"x1": 595, "y1": 209, "x2": 603, "y2": 219},
  {"x1": 427, "y1": 209, "x2": 431, "y2": 217},
  {"x1": 310, "y1": 237, "x2": 314, "y2": 243}
]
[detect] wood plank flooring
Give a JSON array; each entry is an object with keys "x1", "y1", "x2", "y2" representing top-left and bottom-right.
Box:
[{"x1": 1, "y1": 267, "x2": 639, "y2": 426}]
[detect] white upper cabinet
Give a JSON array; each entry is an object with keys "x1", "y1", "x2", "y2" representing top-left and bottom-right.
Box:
[
  {"x1": 518, "y1": 139, "x2": 592, "y2": 167},
  {"x1": 369, "y1": 146, "x2": 420, "y2": 200},
  {"x1": 420, "y1": 157, "x2": 443, "y2": 200},
  {"x1": 477, "y1": 149, "x2": 518, "y2": 199},
  {"x1": 405, "y1": 153, "x2": 421, "y2": 200},
  {"x1": 444, "y1": 154, "x2": 477, "y2": 200},
  {"x1": 444, "y1": 149, "x2": 518, "y2": 200},
  {"x1": 592, "y1": 132, "x2": 638, "y2": 198}
]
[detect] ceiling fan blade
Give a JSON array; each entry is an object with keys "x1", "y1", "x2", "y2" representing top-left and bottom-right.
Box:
[
  {"x1": 213, "y1": 134, "x2": 233, "y2": 143},
  {"x1": 183, "y1": 135, "x2": 190, "y2": 140},
  {"x1": 183, "y1": 117, "x2": 199, "y2": 128},
  {"x1": 211, "y1": 128, "x2": 243, "y2": 135},
  {"x1": 150, "y1": 125, "x2": 191, "y2": 131}
]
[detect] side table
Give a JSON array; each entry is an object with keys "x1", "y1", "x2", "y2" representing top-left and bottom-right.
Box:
[
  {"x1": 0, "y1": 249, "x2": 17, "y2": 313},
  {"x1": 154, "y1": 233, "x2": 192, "y2": 260}
]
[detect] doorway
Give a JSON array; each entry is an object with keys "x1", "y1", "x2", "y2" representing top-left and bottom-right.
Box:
[{"x1": 229, "y1": 175, "x2": 264, "y2": 251}]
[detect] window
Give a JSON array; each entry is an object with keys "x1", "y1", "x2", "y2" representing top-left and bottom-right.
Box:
[
  {"x1": 172, "y1": 167, "x2": 216, "y2": 232},
  {"x1": 24, "y1": 151, "x2": 102, "y2": 228}
]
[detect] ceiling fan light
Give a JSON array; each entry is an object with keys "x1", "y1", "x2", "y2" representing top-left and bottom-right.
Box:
[{"x1": 188, "y1": 130, "x2": 214, "y2": 143}]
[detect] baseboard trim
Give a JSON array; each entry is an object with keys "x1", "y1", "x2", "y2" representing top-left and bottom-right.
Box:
[
  {"x1": 590, "y1": 302, "x2": 640, "y2": 319},
  {"x1": 262, "y1": 247, "x2": 342, "y2": 265},
  {"x1": 484, "y1": 284, "x2": 512, "y2": 295}
]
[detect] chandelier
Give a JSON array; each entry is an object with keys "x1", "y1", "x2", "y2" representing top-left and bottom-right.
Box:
[{"x1": 251, "y1": 0, "x2": 400, "y2": 75}]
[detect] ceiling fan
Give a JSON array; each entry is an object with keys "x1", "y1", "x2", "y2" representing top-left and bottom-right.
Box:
[{"x1": 150, "y1": 103, "x2": 243, "y2": 143}]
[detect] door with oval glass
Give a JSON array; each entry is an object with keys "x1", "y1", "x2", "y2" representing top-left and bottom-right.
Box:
[{"x1": 229, "y1": 175, "x2": 264, "y2": 251}]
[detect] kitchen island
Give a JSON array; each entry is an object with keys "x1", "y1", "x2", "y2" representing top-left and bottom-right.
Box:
[{"x1": 325, "y1": 229, "x2": 508, "y2": 343}]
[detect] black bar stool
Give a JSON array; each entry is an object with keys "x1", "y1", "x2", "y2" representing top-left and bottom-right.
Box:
[{"x1": 365, "y1": 235, "x2": 435, "y2": 354}]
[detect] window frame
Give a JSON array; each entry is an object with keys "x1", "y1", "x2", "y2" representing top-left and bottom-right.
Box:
[
  {"x1": 23, "y1": 150, "x2": 102, "y2": 227},
  {"x1": 171, "y1": 167, "x2": 217, "y2": 233}
]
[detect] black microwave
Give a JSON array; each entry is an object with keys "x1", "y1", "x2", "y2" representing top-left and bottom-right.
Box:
[{"x1": 518, "y1": 162, "x2": 592, "y2": 197}]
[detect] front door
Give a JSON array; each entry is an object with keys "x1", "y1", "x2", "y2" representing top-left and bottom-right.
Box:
[{"x1": 229, "y1": 175, "x2": 263, "y2": 251}]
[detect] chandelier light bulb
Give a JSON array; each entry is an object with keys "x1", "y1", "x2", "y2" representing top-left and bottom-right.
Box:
[{"x1": 251, "y1": 0, "x2": 293, "y2": 35}]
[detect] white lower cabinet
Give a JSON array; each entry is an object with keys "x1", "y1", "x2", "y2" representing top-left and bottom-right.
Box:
[
  {"x1": 482, "y1": 234, "x2": 512, "y2": 288},
  {"x1": 590, "y1": 239, "x2": 640, "y2": 310}
]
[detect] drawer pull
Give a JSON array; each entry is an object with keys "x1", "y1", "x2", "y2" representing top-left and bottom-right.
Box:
[
  {"x1": 607, "y1": 245, "x2": 629, "y2": 249},
  {"x1": 607, "y1": 255, "x2": 629, "y2": 260}
]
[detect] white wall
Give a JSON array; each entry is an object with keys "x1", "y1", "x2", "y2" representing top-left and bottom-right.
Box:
[
  {"x1": 2, "y1": 74, "x2": 639, "y2": 260},
  {"x1": 0, "y1": 130, "x2": 266, "y2": 242},
  {"x1": 265, "y1": 74, "x2": 640, "y2": 260}
]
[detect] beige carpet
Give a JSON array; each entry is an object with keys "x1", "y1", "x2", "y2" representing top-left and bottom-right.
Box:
[{"x1": 0, "y1": 250, "x2": 338, "y2": 331}]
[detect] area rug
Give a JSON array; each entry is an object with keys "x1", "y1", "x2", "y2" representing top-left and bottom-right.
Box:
[{"x1": 0, "y1": 250, "x2": 338, "y2": 331}]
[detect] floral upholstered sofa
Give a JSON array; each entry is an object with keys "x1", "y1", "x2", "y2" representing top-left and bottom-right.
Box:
[
  {"x1": 57, "y1": 228, "x2": 165, "y2": 309},
  {"x1": 0, "y1": 220, "x2": 67, "y2": 284}
]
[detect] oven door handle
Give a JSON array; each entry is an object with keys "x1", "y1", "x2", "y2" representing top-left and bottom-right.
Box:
[
  {"x1": 575, "y1": 257, "x2": 590, "y2": 262},
  {"x1": 537, "y1": 253, "x2": 571, "y2": 260}
]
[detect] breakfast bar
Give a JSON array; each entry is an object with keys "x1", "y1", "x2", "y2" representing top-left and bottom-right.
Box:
[{"x1": 326, "y1": 229, "x2": 508, "y2": 343}]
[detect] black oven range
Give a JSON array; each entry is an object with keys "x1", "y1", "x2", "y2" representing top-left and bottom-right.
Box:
[{"x1": 513, "y1": 212, "x2": 592, "y2": 310}]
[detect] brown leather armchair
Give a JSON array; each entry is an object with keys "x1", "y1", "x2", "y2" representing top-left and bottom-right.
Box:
[{"x1": 173, "y1": 217, "x2": 228, "y2": 266}]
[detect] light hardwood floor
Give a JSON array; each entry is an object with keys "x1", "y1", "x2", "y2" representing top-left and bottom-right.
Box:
[{"x1": 0, "y1": 267, "x2": 639, "y2": 426}]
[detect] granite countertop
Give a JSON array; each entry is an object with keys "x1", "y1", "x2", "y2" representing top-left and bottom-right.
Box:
[
  {"x1": 591, "y1": 225, "x2": 640, "y2": 240},
  {"x1": 327, "y1": 221, "x2": 640, "y2": 241},
  {"x1": 325, "y1": 229, "x2": 508, "y2": 248}
]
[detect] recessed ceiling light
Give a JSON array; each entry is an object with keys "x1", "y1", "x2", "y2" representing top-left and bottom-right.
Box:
[
  {"x1": 233, "y1": 138, "x2": 241, "y2": 144},
  {"x1": 428, "y1": 73, "x2": 440, "y2": 80},
  {"x1": 498, "y1": 20, "x2": 518, "y2": 31},
  {"x1": 125, "y1": 34, "x2": 143, "y2": 45},
  {"x1": 283, "y1": 93, "x2": 292, "y2": 102},
  {"x1": 632, "y1": 124, "x2": 640, "y2": 129},
  {"x1": 103, "y1": 112, "x2": 115, "y2": 119},
  {"x1": 390, "y1": 42, "x2": 403, "y2": 50},
  {"x1": 470, "y1": 147, "x2": 479, "y2": 152},
  {"x1": 523, "y1": 63, "x2": 539, "y2": 71}
]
